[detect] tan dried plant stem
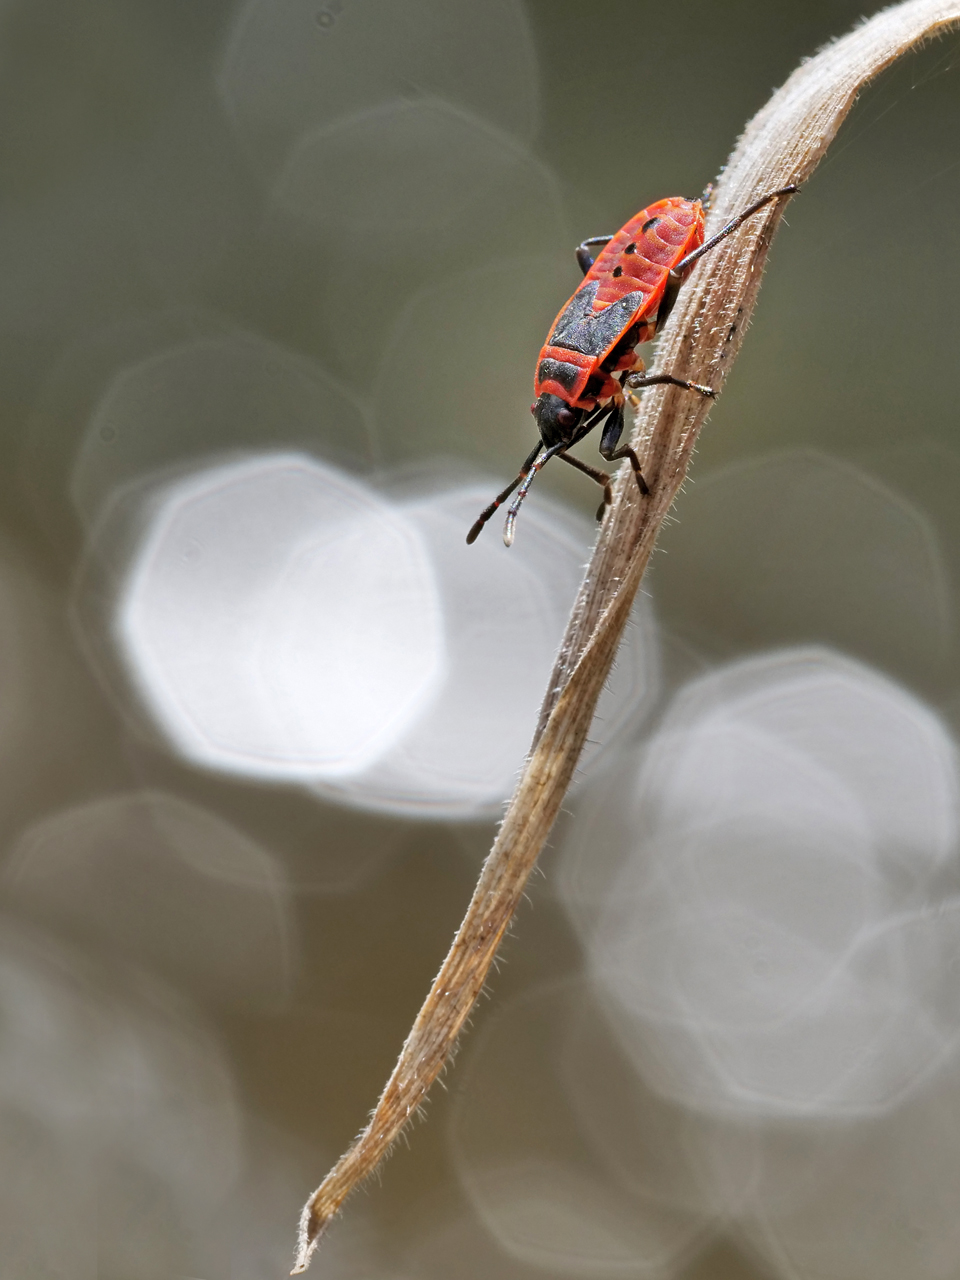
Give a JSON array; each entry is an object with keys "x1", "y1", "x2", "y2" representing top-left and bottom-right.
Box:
[{"x1": 293, "y1": 1, "x2": 960, "y2": 1269}]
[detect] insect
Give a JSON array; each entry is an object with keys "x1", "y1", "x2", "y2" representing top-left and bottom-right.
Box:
[{"x1": 466, "y1": 184, "x2": 799, "y2": 546}]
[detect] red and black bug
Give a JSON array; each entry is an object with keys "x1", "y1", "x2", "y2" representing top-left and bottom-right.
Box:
[{"x1": 467, "y1": 184, "x2": 798, "y2": 546}]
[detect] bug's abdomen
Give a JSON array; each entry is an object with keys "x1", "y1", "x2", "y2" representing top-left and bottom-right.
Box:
[
  {"x1": 534, "y1": 197, "x2": 704, "y2": 408},
  {"x1": 590, "y1": 198, "x2": 704, "y2": 314}
]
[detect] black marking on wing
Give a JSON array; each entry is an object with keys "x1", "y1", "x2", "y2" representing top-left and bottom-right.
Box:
[
  {"x1": 537, "y1": 357, "x2": 581, "y2": 393},
  {"x1": 548, "y1": 280, "x2": 646, "y2": 360}
]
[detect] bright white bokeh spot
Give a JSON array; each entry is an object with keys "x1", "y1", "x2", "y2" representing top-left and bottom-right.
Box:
[
  {"x1": 103, "y1": 458, "x2": 659, "y2": 816},
  {"x1": 644, "y1": 648, "x2": 960, "y2": 883},
  {"x1": 564, "y1": 648, "x2": 960, "y2": 1118},
  {"x1": 311, "y1": 482, "x2": 660, "y2": 814},
  {"x1": 217, "y1": 0, "x2": 539, "y2": 177},
  {"x1": 116, "y1": 453, "x2": 445, "y2": 780}
]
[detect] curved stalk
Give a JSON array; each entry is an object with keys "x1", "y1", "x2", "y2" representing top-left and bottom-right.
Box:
[{"x1": 293, "y1": 2, "x2": 960, "y2": 1269}]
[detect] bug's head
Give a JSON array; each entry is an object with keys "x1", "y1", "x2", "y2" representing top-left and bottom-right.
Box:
[{"x1": 532, "y1": 393, "x2": 584, "y2": 448}]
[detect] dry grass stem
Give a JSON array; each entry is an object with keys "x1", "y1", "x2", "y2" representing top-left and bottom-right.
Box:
[{"x1": 292, "y1": 1, "x2": 960, "y2": 1269}]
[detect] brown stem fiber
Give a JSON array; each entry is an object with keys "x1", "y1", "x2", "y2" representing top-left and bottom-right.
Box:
[{"x1": 293, "y1": 1, "x2": 960, "y2": 1269}]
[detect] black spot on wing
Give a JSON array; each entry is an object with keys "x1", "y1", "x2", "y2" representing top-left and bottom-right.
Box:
[{"x1": 548, "y1": 280, "x2": 646, "y2": 360}]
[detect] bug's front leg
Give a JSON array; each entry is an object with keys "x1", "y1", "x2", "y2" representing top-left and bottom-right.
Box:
[
  {"x1": 620, "y1": 357, "x2": 710, "y2": 411},
  {"x1": 626, "y1": 371, "x2": 715, "y2": 398}
]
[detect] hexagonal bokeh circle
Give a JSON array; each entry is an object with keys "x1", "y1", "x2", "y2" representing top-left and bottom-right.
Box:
[
  {"x1": 102, "y1": 452, "x2": 660, "y2": 817},
  {"x1": 566, "y1": 648, "x2": 960, "y2": 1119},
  {"x1": 115, "y1": 453, "x2": 445, "y2": 782}
]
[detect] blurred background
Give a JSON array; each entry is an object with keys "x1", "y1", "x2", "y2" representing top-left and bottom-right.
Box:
[{"x1": 0, "y1": 0, "x2": 957, "y2": 1276}]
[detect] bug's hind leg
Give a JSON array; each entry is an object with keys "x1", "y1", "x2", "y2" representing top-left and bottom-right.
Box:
[
  {"x1": 597, "y1": 401, "x2": 650, "y2": 497},
  {"x1": 557, "y1": 450, "x2": 613, "y2": 521},
  {"x1": 576, "y1": 235, "x2": 613, "y2": 275}
]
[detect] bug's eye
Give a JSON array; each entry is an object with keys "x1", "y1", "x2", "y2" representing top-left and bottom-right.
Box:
[
  {"x1": 557, "y1": 406, "x2": 579, "y2": 429},
  {"x1": 530, "y1": 403, "x2": 537, "y2": 415}
]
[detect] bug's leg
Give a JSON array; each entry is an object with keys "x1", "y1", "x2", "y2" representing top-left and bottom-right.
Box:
[
  {"x1": 670, "y1": 183, "x2": 800, "y2": 278},
  {"x1": 597, "y1": 401, "x2": 650, "y2": 497},
  {"x1": 620, "y1": 359, "x2": 648, "y2": 414},
  {"x1": 626, "y1": 372, "x2": 715, "y2": 398},
  {"x1": 502, "y1": 444, "x2": 565, "y2": 546},
  {"x1": 466, "y1": 442, "x2": 542, "y2": 544},
  {"x1": 557, "y1": 450, "x2": 613, "y2": 521},
  {"x1": 576, "y1": 235, "x2": 614, "y2": 276},
  {"x1": 652, "y1": 273, "x2": 683, "y2": 330}
]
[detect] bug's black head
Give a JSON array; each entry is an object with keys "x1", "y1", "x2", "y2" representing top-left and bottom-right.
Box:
[{"x1": 532, "y1": 393, "x2": 584, "y2": 449}]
